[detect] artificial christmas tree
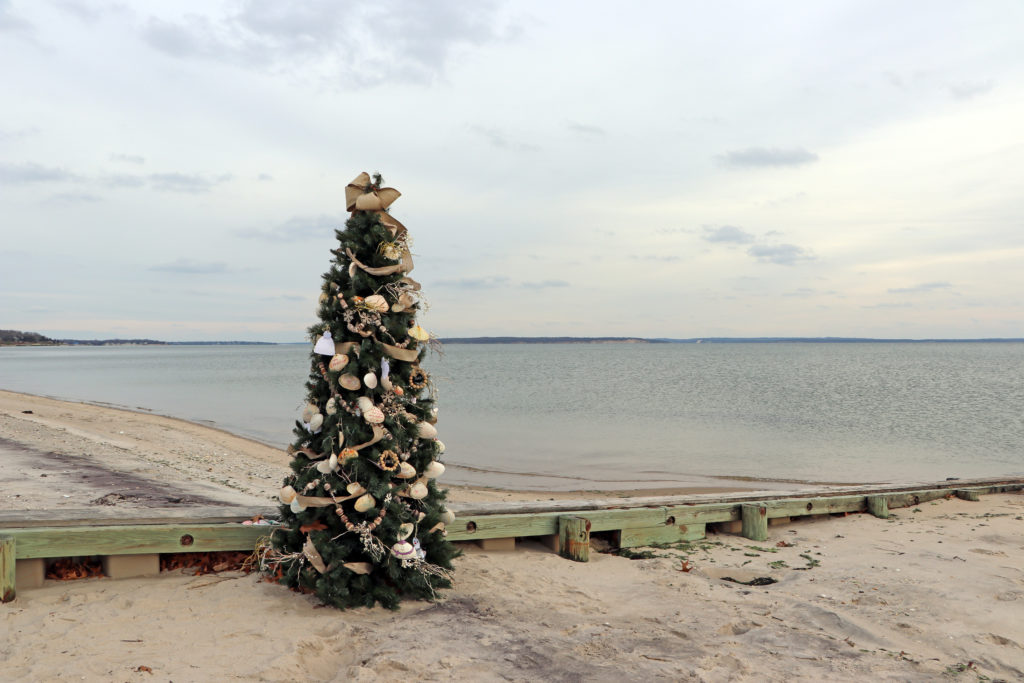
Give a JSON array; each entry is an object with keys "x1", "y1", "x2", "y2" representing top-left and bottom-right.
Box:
[{"x1": 262, "y1": 172, "x2": 457, "y2": 609}]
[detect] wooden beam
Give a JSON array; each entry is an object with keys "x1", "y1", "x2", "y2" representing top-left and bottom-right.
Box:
[
  {"x1": 741, "y1": 504, "x2": 768, "y2": 541},
  {"x1": 955, "y1": 489, "x2": 981, "y2": 502},
  {"x1": 7, "y1": 523, "x2": 277, "y2": 560},
  {"x1": 1, "y1": 536, "x2": 14, "y2": 603},
  {"x1": 620, "y1": 523, "x2": 706, "y2": 548},
  {"x1": 558, "y1": 516, "x2": 590, "y2": 562},
  {"x1": 866, "y1": 495, "x2": 889, "y2": 519}
]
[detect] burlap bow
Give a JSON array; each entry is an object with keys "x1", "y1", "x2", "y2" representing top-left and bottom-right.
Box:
[{"x1": 345, "y1": 172, "x2": 401, "y2": 212}]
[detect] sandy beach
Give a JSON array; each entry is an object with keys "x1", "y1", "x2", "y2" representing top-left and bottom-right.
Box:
[{"x1": 3, "y1": 390, "x2": 1024, "y2": 681}]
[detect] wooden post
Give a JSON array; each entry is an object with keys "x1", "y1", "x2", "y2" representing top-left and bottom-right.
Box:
[
  {"x1": 866, "y1": 495, "x2": 889, "y2": 519},
  {"x1": 1, "y1": 536, "x2": 14, "y2": 603},
  {"x1": 558, "y1": 516, "x2": 590, "y2": 562},
  {"x1": 955, "y1": 489, "x2": 980, "y2": 502},
  {"x1": 740, "y1": 504, "x2": 768, "y2": 542}
]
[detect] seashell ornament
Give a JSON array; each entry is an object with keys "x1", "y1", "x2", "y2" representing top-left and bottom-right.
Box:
[
  {"x1": 363, "y1": 372, "x2": 378, "y2": 389},
  {"x1": 397, "y1": 523, "x2": 414, "y2": 540},
  {"x1": 346, "y1": 482, "x2": 366, "y2": 496},
  {"x1": 391, "y1": 541, "x2": 416, "y2": 560},
  {"x1": 356, "y1": 396, "x2": 373, "y2": 413},
  {"x1": 363, "y1": 294, "x2": 389, "y2": 313},
  {"x1": 301, "y1": 403, "x2": 317, "y2": 423},
  {"x1": 290, "y1": 497, "x2": 307, "y2": 513},
  {"x1": 408, "y1": 481, "x2": 428, "y2": 499},
  {"x1": 417, "y1": 422, "x2": 438, "y2": 439},
  {"x1": 436, "y1": 440, "x2": 446, "y2": 454},
  {"x1": 325, "y1": 397, "x2": 338, "y2": 415},
  {"x1": 348, "y1": 262, "x2": 357, "y2": 277},
  {"x1": 423, "y1": 461, "x2": 445, "y2": 479},
  {"x1": 278, "y1": 485, "x2": 297, "y2": 504},
  {"x1": 409, "y1": 325, "x2": 430, "y2": 342},
  {"x1": 315, "y1": 451, "x2": 339, "y2": 474},
  {"x1": 309, "y1": 413, "x2": 324, "y2": 432},
  {"x1": 339, "y1": 374, "x2": 361, "y2": 391},
  {"x1": 395, "y1": 461, "x2": 417, "y2": 479},
  {"x1": 328, "y1": 353, "x2": 348, "y2": 372},
  {"x1": 440, "y1": 509, "x2": 456, "y2": 525},
  {"x1": 363, "y1": 406, "x2": 385, "y2": 424},
  {"x1": 354, "y1": 493, "x2": 376, "y2": 512}
]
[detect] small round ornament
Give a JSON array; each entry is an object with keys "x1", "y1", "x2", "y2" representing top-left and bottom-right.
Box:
[
  {"x1": 407, "y1": 367, "x2": 428, "y2": 389},
  {"x1": 378, "y1": 449, "x2": 399, "y2": 471},
  {"x1": 309, "y1": 413, "x2": 324, "y2": 432},
  {"x1": 278, "y1": 485, "x2": 297, "y2": 504},
  {"x1": 391, "y1": 541, "x2": 416, "y2": 560},
  {"x1": 417, "y1": 422, "x2": 438, "y2": 439},
  {"x1": 363, "y1": 294, "x2": 389, "y2": 313},
  {"x1": 363, "y1": 406, "x2": 385, "y2": 424},
  {"x1": 395, "y1": 461, "x2": 417, "y2": 479},
  {"x1": 440, "y1": 509, "x2": 456, "y2": 525},
  {"x1": 423, "y1": 461, "x2": 445, "y2": 479},
  {"x1": 363, "y1": 372, "x2": 378, "y2": 389}
]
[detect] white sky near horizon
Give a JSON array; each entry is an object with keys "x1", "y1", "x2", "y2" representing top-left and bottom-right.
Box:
[{"x1": 2, "y1": 0, "x2": 1023, "y2": 342}]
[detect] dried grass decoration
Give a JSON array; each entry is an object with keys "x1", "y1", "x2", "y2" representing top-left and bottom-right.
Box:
[
  {"x1": 378, "y1": 449, "x2": 400, "y2": 471},
  {"x1": 408, "y1": 366, "x2": 429, "y2": 390}
]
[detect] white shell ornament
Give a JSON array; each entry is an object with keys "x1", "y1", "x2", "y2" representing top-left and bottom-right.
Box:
[
  {"x1": 315, "y1": 452, "x2": 339, "y2": 474},
  {"x1": 395, "y1": 462, "x2": 417, "y2": 479},
  {"x1": 363, "y1": 294, "x2": 389, "y2": 313},
  {"x1": 356, "y1": 396, "x2": 373, "y2": 413},
  {"x1": 440, "y1": 509, "x2": 456, "y2": 525},
  {"x1": 309, "y1": 413, "x2": 324, "y2": 432},
  {"x1": 397, "y1": 523, "x2": 414, "y2": 540},
  {"x1": 363, "y1": 372, "x2": 378, "y2": 389},
  {"x1": 423, "y1": 461, "x2": 445, "y2": 479},
  {"x1": 408, "y1": 482, "x2": 428, "y2": 499},
  {"x1": 328, "y1": 354, "x2": 348, "y2": 372},
  {"x1": 354, "y1": 493, "x2": 376, "y2": 512},
  {"x1": 391, "y1": 541, "x2": 416, "y2": 560},
  {"x1": 339, "y1": 374, "x2": 361, "y2": 391},
  {"x1": 348, "y1": 262, "x2": 357, "y2": 277},
  {"x1": 363, "y1": 406, "x2": 385, "y2": 424},
  {"x1": 417, "y1": 422, "x2": 438, "y2": 439},
  {"x1": 436, "y1": 440, "x2": 446, "y2": 454},
  {"x1": 325, "y1": 397, "x2": 338, "y2": 415},
  {"x1": 409, "y1": 325, "x2": 430, "y2": 342},
  {"x1": 346, "y1": 482, "x2": 366, "y2": 496},
  {"x1": 301, "y1": 403, "x2": 317, "y2": 423},
  {"x1": 278, "y1": 485, "x2": 297, "y2": 504},
  {"x1": 289, "y1": 498, "x2": 307, "y2": 513}
]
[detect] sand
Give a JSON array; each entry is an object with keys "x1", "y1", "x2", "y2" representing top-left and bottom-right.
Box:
[{"x1": 3, "y1": 390, "x2": 1024, "y2": 681}]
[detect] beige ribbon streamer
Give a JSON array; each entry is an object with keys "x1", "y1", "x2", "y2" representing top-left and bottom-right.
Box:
[
  {"x1": 303, "y1": 536, "x2": 327, "y2": 573},
  {"x1": 345, "y1": 172, "x2": 401, "y2": 212},
  {"x1": 333, "y1": 340, "x2": 361, "y2": 357},
  {"x1": 346, "y1": 247, "x2": 414, "y2": 277},
  {"x1": 381, "y1": 342, "x2": 420, "y2": 363},
  {"x1": 351, "y1": 424, "x2": 385, "y2": 451}
]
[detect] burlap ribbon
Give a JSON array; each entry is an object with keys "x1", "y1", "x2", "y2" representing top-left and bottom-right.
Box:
[
  {"x1": 345, "y1": 172, "x2": 400, "y2": 212},
  {"x1": 346, "y1": 247, "x2": 414, "y2": 277}
]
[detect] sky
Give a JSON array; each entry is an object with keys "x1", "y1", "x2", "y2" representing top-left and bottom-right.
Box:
[{"x1": 2, "y1": 0, "x2": 1023, "y2": 342}]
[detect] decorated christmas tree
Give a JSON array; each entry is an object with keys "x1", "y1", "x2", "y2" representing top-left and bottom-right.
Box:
[{"x1": 263, "y1": 172, "x2": 457, "y2": 609}]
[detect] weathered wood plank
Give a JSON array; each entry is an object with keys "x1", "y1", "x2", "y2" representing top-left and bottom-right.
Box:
[
  {"x1": 741, "y1": 504, "x2": 768, "y2": 541},
  {"x1": 664, "y1": 503, "x2": 739, "y2": 525},
  {"x1": 955, "y1": 489, "x2": 981, "y2": 502},
  {"x1": 581, "y1": 508, "x2": 668, "y2": 531},
  {"x1": 763, "y1": 495, "x2": 866, "y2": 518},
  {"x1": 0, "y1": 506, "x2": 277, "y2": 529},
  {"x1": 9, "y1": 524, "x2": 278, "y2": 559},
  {"x1": 866, "y1": 495, "x2": 889, "y2": 519},
  {"x1": 559, "y1": 516, "x2": 590, "y2": 562},
  {"x1": 446, "y1": 513, "x2": 558, "y2": 542},
  {"x1": 620, "y1": 523, "x2": 706, "y2": 548},
  {"x1": 1, "y1": 536, "x2": 14, "y2": 603}
]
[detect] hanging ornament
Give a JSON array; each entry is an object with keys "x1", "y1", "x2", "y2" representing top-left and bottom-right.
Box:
[
  {"x1": 394, "y1": 386, "x2": 404, "y2": 396},
  {"x1": 380, "y1": 359, "x2": 390, "y2": 380},
  {"x1": 408, "y1": 481, "x2": 428, "y2": 499},
  {"x1": 328, "y1": 353, "x2": 348, "y2": 372},
  {"x1": 423, "y1": 461, "x2": 445, "y2": 479},
  {"x1": 339, "y1": 374, "x2": 361, "y2": 391},
  {"x1": 290, "y1": 497, "x2": 307, "y2": 513},
  {"x1": 440, "y1": 509, "x2": 456, "y2": 525},
  {"x1": 397, "y1": 523, "x2": 414, "y2": 541},
  {"x1": 301, "y1": 403, "x2": 317, "y2": 423},
  {"x1": 362, "y1": 294, "x2": 389, "y2": 313},
  {"x1": 412, "y1": 537, "x2": 425, "y2": 560},
  {"x1": 395, "y1": 461, "x2": 417, "y2": 479},
  {"x1": 348, "y1": 262, "x2": 357, "y2": 278},
  {"x1": 345, "y1": 172, "x2": 401, "y2": 212},
  {"x1": 417, "y1": 422, "x2": 438, "y2": 439},
  {"x1": 354, "y1": 492, "x2": 376, "y2": 512},
  {"x1": 340, "y1": 447, "x2": 358, "y2": 462},
  {"x1": 391, "y1": 292, "x2": 416, "y2": 313},
  {"x1": 316, "y1": 451, "x2": 339, "y2": 474},
  {"x1": 409, "y1": 325, "x2": 430, "y2": 342},
  {"x1": 364, "y1": 406, "x2": 385, "y2": 424},
  {"x1": 346, "y1": 482, "x2": 366, "y2": 496},
  {"x1": 391, "y1": 540, "x2": 416, "y2": 560},
  {"x1": 436, "y1": 440, "x2": 446, "y2": 454},
  {"x1": 378, "y1": 449, "x2": 399, "y2": 471},
  {"x1": 309, "y1": 413, "x2": 324, "y2": 432},
  {"x1": 325, "y1": 397, "x2": 338, "y2": 415},
  {"x1": 379, "y1": 241, "x2": 402, "y2": 260},
  {"x1": 313, "y1": 331, "x2": 336, "y2": 356},
  {"x1": 363, "y1": 372, "x2": 378, "y2": 389},
  {"x1": 408, "y1": 367, "x2": 428, "y2": 389},
  {"x1": 278, "y1": 485, "x2": 297, "y2": 504}
]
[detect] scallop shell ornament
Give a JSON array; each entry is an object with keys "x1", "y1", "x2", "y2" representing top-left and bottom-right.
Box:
[
  {"x1": 315, "y1": 451, "x2": 339, "y2": 474},
  {"x1": 363, "y1": 294, "x2": 389, "y2": 313},
  {"x1": 356, "y1": 396, "x2": 373, "y2": 413},
  {"x1": 440, "y1": 509, "x2": 456, "y2": 525},
  {"x1": 328, "y1": 353, "x2": 348, "y2": 372},
  {"x1": 363, "y1": 406, "x2": 385, "y2": 424},
  {"x1": 395, "y1": 461, "x2": 417, "y2": 479},
  {"x1": 348, "y1": 262, "x2": 357, "y2": 277},
  {"x1": 309, "y1": 413, "x2": 324, "y2": 432},
  {"x1": 391, "y1": 541, "x2": 416, "y2": 560},
  {"x1": 409, "y1": 325, "x2": 430, "y2": 342},
  {"x1": 423, "y1": 461, "x2": 445, "y2": 479},
  {"x1": 417, "y1": 422, "x2": 438, "y2": 439},
  {"x1": 408, "y1": 481, "x2": 428, "y2": 499},
  {"x1": 278, "y1": 485, "x2": 297, "y2": 504},
  {"x1": 353, "y1": 493, "x2": 376, "y2": 512},
  {"x1": 325, "y1": 397, "x2": 338, "y2": 415},
  {"x1": 339, "y1": 374, "x2": 361, "y2": 391},
  {"x1": 301, "y1": 403, "x2": 317, "y2": 423},
  {"x1": 346, "y1": 482, "x2": 366, "y2": 496},
  {"x1": 397, "y1": 523, "x2": 414, "y2": 540},
  {"x1": 363, "y1": 372, "x2": 378, "y2": 389}
]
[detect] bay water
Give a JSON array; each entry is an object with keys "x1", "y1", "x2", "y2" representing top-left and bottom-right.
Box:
[{"x1": 1, "y1": 343, "x2": 1022, "y2": 490}]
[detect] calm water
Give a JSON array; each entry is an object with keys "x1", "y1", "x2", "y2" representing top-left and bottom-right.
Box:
[{"x1": 1, "y1": 343, "x2": 1022, "y2": 489}]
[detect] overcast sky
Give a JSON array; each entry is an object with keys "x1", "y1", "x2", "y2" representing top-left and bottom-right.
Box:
[{"x1": 2, "y1": 1, "x2": 1023, "y2": 341}]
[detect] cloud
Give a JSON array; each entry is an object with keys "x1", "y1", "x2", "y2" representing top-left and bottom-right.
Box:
[
  {"x1": 702, "y1": 225, "x2": 755, "y2": 244},
  {"x1": 150, "y1": 259, "x2": 230, "y2": 274},
  {"x1": 747, "y1": 243, "x2": 815, "y2": 265},
  {"x1": 948, "y1": 80, "x2": 994, "y2": 100},
  {"x1": 102, "y1": 173, "x2": 147, "y2": 188},
  {"x1": 0, "y1": 126, "x2": 39, "y2": 141},
  {"x1": 629, "y1": 254, "x2": 681, "y2": 262},
  {"x1": 110, "y1": 153, "x2": 145, "y2": 164},
  {"x1": 887, "y1": 281, "x2": 952, "y2": 294},
  {"x1": 0, "y1": 162, "x2": 78, "y2": 184},
  {"x1": 236, "y1": 214, "x2": 346, "y2": 241},
  {"x1": 43, "y1": 192, "x2": 102, "y2": 206},
  {"x1": 141, "y1": 0, "x2": 518, "y2": 87},
  {"x1": 520, "y1": 279, "x2": 569, "y2": 289},
  {"x1": 470, "y1": 125, "x2": 540, "y2": 152},
  {"x1": 719, "y1": 147, "x2": 819, "y2": 168},
  {"x1": 0, "y1": 0, "x2": 32, "y2": 32},
  {"x1": 434, "y1": 276, "x2": 510, "y2": 289},
  {"x1": 567, "y1": 122, "x2": 605, "y2": 135},
  {"x1": 258, "y1": 173, "x2": 273, "y2": 181},
  {"x1": 148, "y1": 172, "x2": 230, "y2": 193}
]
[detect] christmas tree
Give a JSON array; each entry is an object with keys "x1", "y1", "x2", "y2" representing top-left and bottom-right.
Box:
[{"x1": 263, "y1": 172, "x2": 458, "y2": 609}]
